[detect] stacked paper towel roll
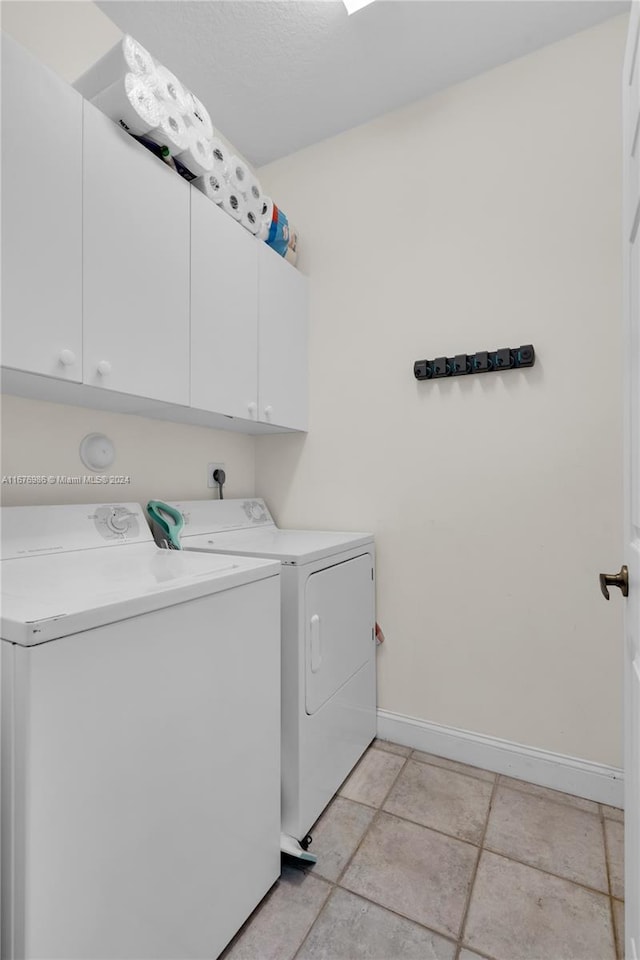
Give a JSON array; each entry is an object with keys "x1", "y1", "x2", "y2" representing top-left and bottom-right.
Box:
[
  {"x1": 75, "y1": 34, "x2": 215, "y2": 180},
  {"x1": 75, "y1": 34, "x2": 300, "y2": 265},
  {"x1": 92, "y1": 72, "x2": 162, "y2": 137},
  {"x1": 73, "y1": 35, "x2": 157, "y2": 101}
]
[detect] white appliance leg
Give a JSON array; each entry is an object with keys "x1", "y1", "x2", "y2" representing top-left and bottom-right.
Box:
[{"x1": 280, "y1": 833, "x2": 317, "y2": 864}]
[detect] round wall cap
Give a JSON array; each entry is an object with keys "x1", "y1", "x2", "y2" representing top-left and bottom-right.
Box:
[{"x1": 79, "y1": 433, "x2": 115, "y2": 472}]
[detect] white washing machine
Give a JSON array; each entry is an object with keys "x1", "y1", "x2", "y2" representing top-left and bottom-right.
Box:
[
  {"x1": 162, "y1": 499, "x2": 377, "y2": 861},
  {"x1": 0, "y1": 503, "x2": 281, "y2": 960}
]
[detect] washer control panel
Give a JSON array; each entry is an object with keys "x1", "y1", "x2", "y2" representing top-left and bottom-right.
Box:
[{"x1": 93, "y1": 505, "x2": 140, "y2": 540}]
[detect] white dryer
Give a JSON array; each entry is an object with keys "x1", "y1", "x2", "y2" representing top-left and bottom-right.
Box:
[
  {"x1": 1, "y1": 503, "x2": 281, "y2": 960},
  {"x1": 163, "y1": 499, "x2": 377, "y2": 861}
]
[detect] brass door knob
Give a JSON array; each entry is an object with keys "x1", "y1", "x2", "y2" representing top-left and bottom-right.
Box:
[{"x1": 599, "y1": 565, "x2": 629, "y2": 600}]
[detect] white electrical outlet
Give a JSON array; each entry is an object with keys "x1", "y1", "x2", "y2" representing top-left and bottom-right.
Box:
[{"x1": 207, "y1": 463, "x2": 226, "y2": 489}]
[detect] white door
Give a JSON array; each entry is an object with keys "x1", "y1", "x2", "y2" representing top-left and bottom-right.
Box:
[
  {"x1": 305, "y1": 554, "x2": 374, "y2": 715},
  {"x1": 1, "y1": 35, "x2": 82, "y2": 381},
  {"x1": 622, "y1": 6, "x2": 640, "y2": 955},
  {"x1": 83, "y1": 104, "x2": 190, "y2": 405},
  {"x1": 258, "y1": 244, "x2": 309, "y2": 430},
  {"x1": 190, "y1": 187, "x2": 258, "y2": 420}
]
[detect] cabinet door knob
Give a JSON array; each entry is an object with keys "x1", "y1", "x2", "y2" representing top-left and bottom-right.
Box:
[
  {"x1": 248, "y1": 401, "x2": 257, "y2": 418},
  {"x1": 264, "y1": 405, "x2": 273, "y2": 420},
  {"x1": 58, "y1": 349, "x2": 76, "y2": 367},
  {"x1": 97, "y1": 360, "x2": 112, "y2": 377}
]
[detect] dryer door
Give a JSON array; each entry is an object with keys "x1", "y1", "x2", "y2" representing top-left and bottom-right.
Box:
[{"x1": 305, "y1": 553, "x2": 374, "y2": 716}]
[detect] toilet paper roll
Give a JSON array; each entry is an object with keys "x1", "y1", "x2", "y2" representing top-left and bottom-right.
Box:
[
  {"x1": 182, "y1": 89, "x2": 197, "y2": 115},
  {"x1": 92, "y1": 73, "x2": 162, "y2": 137},
  {"x1": 191, "y1": 94, "x2": 214, "y2": 139},
  {"x1": 244, "y1": 174, "x2": 263, "y2": 207},
  {"x1": 181, "y1": 91, "x2": 202, "y2": 132},
  {"x1": 240, "y1": 205, "x2": 262, "y2": 235},
  {"x1": 228, "y1": 155, "x2": 251, "y2": 194},
  {"x1": 260, "y1": 196, "x2": 274, "y2": 226},
  {"x1": 210, "y1": 137, "x2": 231, "y2": 177},
  {"x1": 146, "y1": 109, "x2": 189, "y2": 154},
  {"x1": 74, "y1": 35, "x2": 156, "y2": 101},
  {"x1": 257, "y1": 196, "x2": 275, "y2": 242},
  {"x1": 175, "y1": 129, "x2": 214, "y2": 177},
  {"x1": 194, "y1": 171, "x2": 228, "y2": 204},
  {"x1": 153, "y1": 64, "x2": 190, "y2": 115},
  {"x1": 220, "y1": 190, "x2": 246, "y2": 222}
]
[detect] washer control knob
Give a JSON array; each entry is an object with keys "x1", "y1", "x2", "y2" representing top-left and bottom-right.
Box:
[
  {"x1": 107, "y1": 510, "x2": 131, "y2": 533},
  {"x1": 59, "y1": 349, "x2": 76, "y2": 367},
  {"x1": 97, "y1": 360, "x2": 112, "y2": 377}
]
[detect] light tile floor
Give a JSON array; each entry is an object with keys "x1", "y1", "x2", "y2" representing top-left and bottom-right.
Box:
[{"x1": 221, "y1": 740, "x2": 625, "y2": 960}]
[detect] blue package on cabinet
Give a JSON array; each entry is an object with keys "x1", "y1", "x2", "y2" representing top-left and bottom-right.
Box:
[{"x1": 267, "y1": 204, "x2": 290, "y2": 257}]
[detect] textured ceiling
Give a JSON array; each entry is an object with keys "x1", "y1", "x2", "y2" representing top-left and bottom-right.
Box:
[{"x1": 98, "y1": 1, "x2": 628, "y2": 166}]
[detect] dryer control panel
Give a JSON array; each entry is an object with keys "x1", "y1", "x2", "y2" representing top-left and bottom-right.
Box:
[
  {"x1": 171, "y1": 499, "x2": 275, "y2": 536},
  {"x1": 242, "y1": 500, "x2": 271, "y2": 524}
]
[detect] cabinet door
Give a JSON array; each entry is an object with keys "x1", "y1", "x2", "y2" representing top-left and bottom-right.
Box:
[
  {"x1": 190, "y1": 187, "x2": 258, "y2": 419},
  {"x1": 258, "y1": 245, "x2": 309, "y2": 430},
  {"x1": 1, "y1": 35, "x2": 82, "y2": 381},
  {"x1": 83, "y1": 104, "x2": 190, "y2": 405}
]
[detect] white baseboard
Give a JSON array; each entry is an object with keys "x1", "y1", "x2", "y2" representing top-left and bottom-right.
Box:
[{"x1": 377, "y1": 708, "x2": 624, "y2": 808}]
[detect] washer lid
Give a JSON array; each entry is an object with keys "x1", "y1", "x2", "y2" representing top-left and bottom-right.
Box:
[
  {"x1": 182, "y1": 527, "x2": 374, "y2": 565},
  {"x1": 1, "y1": 542, "x2": 279, "y2": 646}
]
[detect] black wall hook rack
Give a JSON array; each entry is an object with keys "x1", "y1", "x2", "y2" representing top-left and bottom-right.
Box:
[{"x1": 414, "y1": 344, "x2": 535, "y2": 381}]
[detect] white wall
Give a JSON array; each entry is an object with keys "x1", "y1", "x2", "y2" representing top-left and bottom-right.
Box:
[
  {"x1": 0, "y1": 395, "x2": 255, "y2": 506},
  {"x1": 0, "y1": 4, "x2": 626, "y2": 767},
  {"x1": 257, "y1": 15, "x2": 627, "y2": 767},
  {"x1": 0, "y1": 1, "x2": 120, "y2": 83}
]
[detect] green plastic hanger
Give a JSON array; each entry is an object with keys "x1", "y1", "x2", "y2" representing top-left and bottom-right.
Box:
[{"x1": 147, "y1": 500, "x2": 184, "y2": 550}]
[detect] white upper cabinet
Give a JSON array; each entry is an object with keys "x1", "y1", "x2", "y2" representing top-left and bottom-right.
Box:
[
  {"x1": 258, "y1": 245, "x2": 309, "y2": 431},
  {"x1": 1, "y1": 38, "x2": 308, "y2": 433},
  {"x1": 82, "y1": 104, "x2": 190, "y2": 405},
  {"x1": 190, "y1": 187, "x2": 258, "y2": 419},
  {"x1": 1, "y1": 34, "x2": 82, "y2": 381}
]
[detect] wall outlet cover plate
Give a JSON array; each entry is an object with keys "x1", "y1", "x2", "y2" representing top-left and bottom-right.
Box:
[{"x1": 207, "y1": 462, "x2": 225, "y2": 488}]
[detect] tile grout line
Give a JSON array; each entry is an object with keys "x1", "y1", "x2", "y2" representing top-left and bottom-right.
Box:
[
  {"x1": 379, "y1": 743, "x2": 622, "y2": 821},
  {"x1": 332, "y1": 751, "x2": 500, "y2": 956},
  {"x1": 292, "y1": 748, "x2": 412, "y2": 960},
  {"x1": 373, "y1": 809, "x2": 484, "y2": 853},
  {"x1": 395, "y1": 744, "x2": 604, "y2": 817},
  {"x1": 341, "y1": 773, "x2": 613, "y2": 901},
  {"x1": 480, "y1": 844, "x2": 613, "y2": 899},
  {"x1": 313, "y1": 747, "x2": 613, "y2": 957},
  {"x1": 286, "y1": 881, "x2": 335, "y2": 960},
  {"x1": 248, "y1": 743, "x2": 623, "y2": 960},
  {"x1": 291, "y1": 747, "x2": 498, "y2": 960},
  {"x1": 454, "y1": 773, "x2": 499, "y2": 960},
  {"x1": 407, "y1": 749, "x2": 496, "y2": 784},
  {"x1": 334, "y1": 751, "x2": 411, "y2": 885},
  {"x1": 600, "y1": 803, "x2": 621, "y2": 960},
  {"x1": 493, "y1": 773, "x2": 601, "y2": 816},
  {"x1": 296, "y1": 884, "x2": 463, "y2": 957}
]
